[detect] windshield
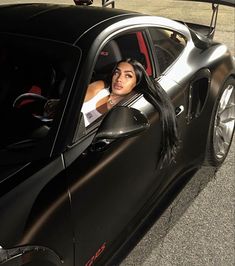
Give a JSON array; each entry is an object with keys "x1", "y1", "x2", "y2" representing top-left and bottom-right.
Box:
[{"x1": 0, "y1": 34, "x2": 80, "y2": 161}]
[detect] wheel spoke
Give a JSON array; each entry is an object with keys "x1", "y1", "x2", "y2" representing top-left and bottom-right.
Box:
[
  {"x1": 219, "y1": 102, "x2": 235, "y2": 116},
  {"x1": 215, "y1": 128, "x2": 229, "y2": 158},
  {"x1": 217, "y1": 121, "x2": 234, "y2": 143},
  {"x1": 220, "y1": 116, "x2": 235, "y2": 124},
  {"x1": 220, "y1": 85, "x2": 234, "y2": 110},
  {"x1": 216, "y1": 139, "x2": 225, "y2": 158},
  {"x1": 215, "y1": 126, "x2": 224, "y2": 142}
]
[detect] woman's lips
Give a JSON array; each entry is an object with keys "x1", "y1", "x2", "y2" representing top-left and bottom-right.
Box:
[{"x1": 113, "y1": 83, "x2": 123, "y2": 90}]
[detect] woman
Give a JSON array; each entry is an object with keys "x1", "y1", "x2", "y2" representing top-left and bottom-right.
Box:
[{"x1": 81, "y1": 59, "x2": 138, "y2": 126}]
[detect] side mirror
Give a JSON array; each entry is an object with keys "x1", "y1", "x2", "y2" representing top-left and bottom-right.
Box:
[{"x1": 92, "y1": 106, "x2": 149, "y2": 150}]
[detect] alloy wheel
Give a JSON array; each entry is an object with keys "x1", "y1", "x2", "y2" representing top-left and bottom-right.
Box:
[{"x1": 213, "y1": 83, "x2": 235, "y2": 160}]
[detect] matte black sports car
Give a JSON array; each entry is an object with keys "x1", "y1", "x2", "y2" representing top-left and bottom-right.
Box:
[{"x1": 0, "y1": 0, "x2": 234, "y2": 265}]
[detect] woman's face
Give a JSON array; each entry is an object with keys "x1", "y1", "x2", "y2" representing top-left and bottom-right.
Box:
[{"x1": 111, "y1": 62, "x2": 137, "y2": 96}]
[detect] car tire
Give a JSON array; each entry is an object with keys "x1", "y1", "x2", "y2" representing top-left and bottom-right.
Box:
[{"x1": 206, "y1": 77, "x2": 235, "y2": 167}]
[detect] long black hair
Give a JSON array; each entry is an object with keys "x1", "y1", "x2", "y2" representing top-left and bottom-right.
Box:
[{"x1": 109, "y1": 58, "x2": 179, "y2": 166}]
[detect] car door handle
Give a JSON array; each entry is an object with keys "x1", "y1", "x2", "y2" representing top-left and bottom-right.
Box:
[
  {"x1": 175, "y1": 105, "x2": 184, "y2": 116},
  {"x1": 91, "y1": 138, "x2": 114, "y2": 152}
]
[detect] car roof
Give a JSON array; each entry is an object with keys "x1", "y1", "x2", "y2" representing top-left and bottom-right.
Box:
[{"x1": 0, "y1": 3, "x2": 138, "y2": 44}]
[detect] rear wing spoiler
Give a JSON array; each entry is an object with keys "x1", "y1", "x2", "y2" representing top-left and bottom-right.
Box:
[
  {"x1": 180, "y1": 0, "x2": 234, "y2": 39},
  {"x1": 74, "y1": 0, "x2": 115, "y2": 8},
  {"x1": 184, "y1": 0, "x2": 235, "y2": 7},
  {"x1": 208, "y1": 2, "x2": 219, "y2": 39}
]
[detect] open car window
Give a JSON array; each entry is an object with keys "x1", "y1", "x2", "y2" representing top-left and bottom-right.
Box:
[
  {"x1": 0, "y1": 33, "x2": 80, "y2": 163},
  {"x1": 81, "y1": 30, "x2": 151, "y2": 130}
]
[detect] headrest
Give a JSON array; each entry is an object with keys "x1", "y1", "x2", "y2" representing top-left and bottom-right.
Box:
[{"x1": 95, "y1": 40, "x2": 122, "y2": 74}]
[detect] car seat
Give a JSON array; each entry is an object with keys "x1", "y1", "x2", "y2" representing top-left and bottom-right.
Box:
[{"x1": 93, "y1": 40, "x2": 122, "y2": 81}]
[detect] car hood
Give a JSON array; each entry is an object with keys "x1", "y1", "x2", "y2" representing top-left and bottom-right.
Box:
[{"x1": 182, "y1": 0, "x2": 235, "y2": 7}]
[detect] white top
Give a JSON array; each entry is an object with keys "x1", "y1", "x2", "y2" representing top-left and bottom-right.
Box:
[{"x1": 81, "y1": 87, "x2": 110, "y2": 127}]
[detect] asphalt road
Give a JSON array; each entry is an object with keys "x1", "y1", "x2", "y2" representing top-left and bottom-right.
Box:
[
  {"x1": 121, "y1": 143, "x2": 235, "y2": 266},
  {"x1": 1, "y1": 1, "x2": 234, "y2": 265}
]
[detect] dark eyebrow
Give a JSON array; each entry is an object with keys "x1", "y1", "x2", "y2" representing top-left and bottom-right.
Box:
[{"x1": 116, "y1": 67, "x2": 134, "y2": 74}]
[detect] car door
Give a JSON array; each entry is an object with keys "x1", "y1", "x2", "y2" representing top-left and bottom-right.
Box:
[
  {"x1": 64, "y1": 102, "x2": 164, "y2": 265},
  {"x1": 62, "y1": 31, "x2": 167, "y2": 265}
]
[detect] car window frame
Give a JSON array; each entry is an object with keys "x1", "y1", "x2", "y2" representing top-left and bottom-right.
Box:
[{"x1": 74, "y1": 28, "x2": 155, "y2": 138}]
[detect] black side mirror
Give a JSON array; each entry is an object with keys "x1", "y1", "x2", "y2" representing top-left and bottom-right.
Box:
[{"x1": 92, "y1": 106, "x2": 149, "y2": 151}]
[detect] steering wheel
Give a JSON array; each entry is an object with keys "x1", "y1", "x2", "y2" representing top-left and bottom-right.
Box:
[
  {"x1": 13, "y1": 92, "x2": 48, "y2": 108},
  {"x1": 13, "y1": 92, "x2": 53, "y2": 124}
]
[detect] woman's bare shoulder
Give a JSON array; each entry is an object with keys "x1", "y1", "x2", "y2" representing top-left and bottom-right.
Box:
[
  {"x1": 85, "y1": 80, "x2": 105, "y2": 101},
  {"x1": 90, "y1": 80, "x2": 106, "y2": 91}
]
